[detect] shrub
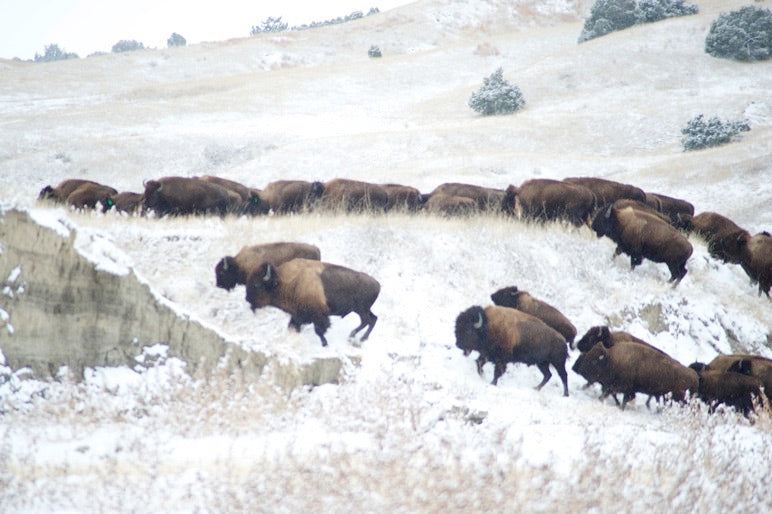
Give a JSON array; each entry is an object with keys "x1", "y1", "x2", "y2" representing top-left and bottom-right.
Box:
[
  {"x1": 468, "y1": 68, "x2": 525, "y2": 116},
  {"x1": 112, "y1": 40, "x2": 145, "y2": 53},
  {"x1": 680, "y1": 114, "x2": 750, "y2": 151},
  {"x1": 368, "y1": 45, "x2": 382, "y2": 58},
  {"x1": 34, "y1": 44, "x2": 78, "y2": 62},
  {"x1": 579, "y1": 0, "x2": 698, "y2": 43},
  {"x1": 250, "y1": 16, "x2": 288, "y2": 35},
  {"x1": 705, "y1": 6, "x2": 772, "y2": 62},
  {"x1": 167, "y1": 33, "x2": 186, "y2": 48}
]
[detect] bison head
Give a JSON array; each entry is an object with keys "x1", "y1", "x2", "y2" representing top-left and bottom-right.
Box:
[
  {"x1": 590, "y1": 204, "x2": 615, "y2": 238},
  {"x1": 245, "y1": 263, "x2": 280, "y2": 311},
  {"x1": 502, "y1": 185, "x2": 518, "y2": 216},
  {"x1": 490, "y1": 286, "x2": 521, "y2": 309},
  {"x1": 454, "y1": 306, "x2": 487, "y2": 357},
  {"x1": 575, "y1": 343, "x2": 612, "y2": 384},
  {"x1": 38, "y1": 185, "x2": 55, "y2": 200},
  {"x1": 574, "y1": 326, "x2": 611, "y2": 352},
  {"x1": 215, "y1": 256, "x2": 239, "y2": 291}
]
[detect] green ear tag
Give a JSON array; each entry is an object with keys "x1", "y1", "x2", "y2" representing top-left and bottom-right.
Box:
[
  {"x1": 106, "y1": 198, "x2": 115, "y2": 207},
  {"x1": 252, "y1": 196, "x2": 260, "y2": 205}
]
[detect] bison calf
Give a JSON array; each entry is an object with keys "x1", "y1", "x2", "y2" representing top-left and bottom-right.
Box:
[
  {"x1": 688, "y1": 362, "x2": 764, "y2": 418},
  {"x1": 454, "y1": 305, "x2": 569, "y2": 396},
  {"x1": 245, "y1": 258, "x2": 380, "y2": 347}
]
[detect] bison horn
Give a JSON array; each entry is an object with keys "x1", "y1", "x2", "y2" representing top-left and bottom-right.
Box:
[
  {"x1": 263, "y1": 265, "x2": 272, "y2": 282},
  {"x1": 604, "y1": 205, "x2": 613, "y2": 219},
  {"x1": 222, "y1": 258, "x2": 229, "y2": 271},
  {"x1": 473, "y1": 311, "x2": 483, "y2": 329}
]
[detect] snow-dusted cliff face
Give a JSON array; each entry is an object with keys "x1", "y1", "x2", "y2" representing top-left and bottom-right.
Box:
[{"x1": 0, "y1": 209, "x2": 342, "y2": 388}]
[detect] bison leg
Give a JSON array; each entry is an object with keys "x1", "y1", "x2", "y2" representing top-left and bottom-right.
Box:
[
  {"x1": 475, "y1": 355, "x2": 487, "y2": 377},
  {"x1": 668, "y1": 263, "x2": 688, "y2": 286},
  {"x1": 554, "y1": 363, "x2": 569, "y2": 397},
  {"x1": 534, "y1": 363, "x2": 552, "y2": 391},
  {"x1": 288, "y1": 317, "x2": 302, "y2": 332},
  {"x1": 491, "y1": 362, "x2": 507, "y2": 386},
  {"x1": 349, "y1": 311, "x2": 377, "y2": 342},
  {"x1": 313, "y1": 316, "x2": 332, "y2": 347},
  {"x1": 629, "y1": 254, "x2": 643, "y2": 269},
  {"x1": 620, "y1": 392, "x2": 636, "y2": 410}
]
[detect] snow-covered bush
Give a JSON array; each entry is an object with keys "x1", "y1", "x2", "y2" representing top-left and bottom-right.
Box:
[
  {"x1": 250, "y1": 16, "x2": 288, "y2": 35},
  {"x1": 34, "y1": 44, "x2": 79, "y2": 62},
  {"x1": 368, "y1": 45, "x2": 382, "y2": 58},
  {"x1": 111, "y1": 40, "x2": 145, "y2": 53},
  {"x1": 681, "y1": 114, "x2": 750, "y2": 151},
  {"x1": 167, "y1": 33, "x2": 186, "y2": 48},
  {"x1": 579, "y1": 0, "x2": 698, "y2": 43},
  {"x1": 468, "y1": 68, "x2": 525, "y2": 116},
  {"x1": 705, "y1": 6, "x2": 772, "y2": 62}
]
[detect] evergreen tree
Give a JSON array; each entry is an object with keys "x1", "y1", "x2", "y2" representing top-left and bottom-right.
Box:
[
  {"x1": 705, "y1": 6, "x2": 772, "y2": 62},
  {"x1": 468, "y1": 68, "x2": 525, "y2": 116}
]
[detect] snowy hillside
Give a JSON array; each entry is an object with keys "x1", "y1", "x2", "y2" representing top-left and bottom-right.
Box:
[{"x1": 1, "y1": 0, "x2": 771, "y2": 511}]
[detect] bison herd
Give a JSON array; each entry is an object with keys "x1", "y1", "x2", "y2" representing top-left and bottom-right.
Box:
[{"x1": 36, "y1": 174, "x2": 771, "y2": 416}]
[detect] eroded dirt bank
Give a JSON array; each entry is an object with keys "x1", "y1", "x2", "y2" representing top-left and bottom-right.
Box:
[{"x1": 0, "y1": 209, "x2": 342, "y2": 389}]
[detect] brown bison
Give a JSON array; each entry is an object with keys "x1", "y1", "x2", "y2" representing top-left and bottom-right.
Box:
[
  {"x1": 705, "y1": 354, "x2": 772, "y2": 401},
  {"x1": 141, "y1": 176, "x2": 232, "y2": 216},
  {"x1": 454, "y1": 305, "x2": 569, "y2": 396},
  {"x1": 424, "y1": 183, "x2": 505, "y2": 212},
  {"x1": 64, "y1": 183, "x2": 117, "y2": 212},
  {"x1": 738, "y1": 232, "x2": 772, "y2": 297},
  {"x1": 563, "y1": 176, "x2": 646, "y2": 209},
  {"x1": 38, "y1": 179, "x2": 116, "y2": 203},
  {"x1": 380, "y1": 183, "x2": 424, "y2": 211},
  {"x1": 422, "y1": 194, "x2": 478, "y2": 216},
  {"x1": 199, "y1": 175, "x2": 269, "y2": 215},
  {"x1": 591, "y1": 201, "x2": 693, "y2": 284},
  {"x1": 677, "y1": 211, "x2": 749, "y2": 264},
  {"x1": 260, "y1": 179, "x2": 324, "y2": 214},
  {"x1": 573, "y1": 325, "x2": 655, "y2": 353},
  {"x1": 503, "y1": 179, "x2": 596, "y2": 227},
  {"x1": 572, "y1": 338, "x2": 698, "y2": 409},
  {"x1": 490, "y1": 286, "x2": 577, "y2": 344},
  {"x1": 320, "y1": 178, "x2": 389, "y2": 212},
  {"x1": 644, "y1": 192, "x2": 694, "y2": 225},
  {"x1": 111, "y1": 192, "x2": 143, "y2": 214},
  {"x1": 688, "y1": 362, "x2": 764, "y2": 418},
  {"x1": 215, "y1": 242, "x2": 321, "y2": 291},
  {"x1": 245, "y1": 258, "x2": 380, "y2": 347}
]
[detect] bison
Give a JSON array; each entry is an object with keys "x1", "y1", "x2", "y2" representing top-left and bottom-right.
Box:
[
  {"x1": 320, "y1": 178, "x2": 389, "y2": 212},
  {"x1": 503, "y1": 179, "x2": 596, "y2": 227},
  {"x1": 215, "y1": 242, "x2": 321, "y2": 291},
  {"x1": 111, "y1": 192, "x2": 143, "y2": 214},
  {"x1": 572, "y1": 326, "x2": 657, "y2": 405},
  {"x1": 644, "y1": 192, "x2": 694, "y2": 226},
  {"x1": 245, "y1": 258, "x2": 380, "y2": 347},
  {"x1": 424, "y1": 183, "x2": 505, "y2": 212},
  {"x1": 421, "y1": 194, "x2": 478, "y2": 216},
  {"x1": 677, "y1": 211, "x2": 749, "y2": 264},
  {"x1": 64, "y1": 183, "x2": 117, "y2": 212},
  {"x1": 454, "y1": 305, "x2": 569, "y2": 396},
  {"x1": 705, "y1": 354, "x2": 772, "y2": 402},
  {"x1": 260, "y1": 179, "x2": 324, "y2": 214},
  {"x1": 591, "y1": 201, "x2": 693, "y2": 284},
  {"x1": 490, "y1": 286, "x2": 576, "y2": 344},
  {"x1": 198, "y1": 175, "x2": 269, "y2": 215},
  {"x1": 738, "y1": 232, "x2": 772, "y2": 297},
  {"x1": 38, "y1": 179, "x2": 116, "y2": 203},
  {"x1": 563, "y1": 176, "x2": 646, "y2": 209},
  {"x1": 141, "y1": 176, "x2": 232, "y2": 216},
  {"x1": 380, "y1": 183, "x2": 424, "y2": 212},
  {"x1": 688, "y1": 362, "x2": 764, "y2": 418},
  {"x1": 573, "y1": 338, "x2": 698, "y2": 409}
]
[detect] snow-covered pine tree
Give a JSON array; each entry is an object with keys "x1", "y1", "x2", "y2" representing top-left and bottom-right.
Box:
[
  {"x1": 705, "y1": 6, "x2": 772, "y2": 62},
  {"x1": 468, "y1": 68, "x2": 525, "y2": 116}
]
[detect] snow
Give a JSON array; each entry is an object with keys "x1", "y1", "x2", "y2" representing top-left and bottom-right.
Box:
[{"x1": 1, "y1": 0, "x2": 771, "y2": 511}]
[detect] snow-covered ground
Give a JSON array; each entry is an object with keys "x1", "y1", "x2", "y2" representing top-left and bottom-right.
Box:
[{"x1": 1, "y1": 0, "x2": 770, "y2": 511}]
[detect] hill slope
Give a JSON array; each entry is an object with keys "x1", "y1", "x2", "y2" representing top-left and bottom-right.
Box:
[{"x1": 1, "y1": 0, "x2": 770, "y2": 511}]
